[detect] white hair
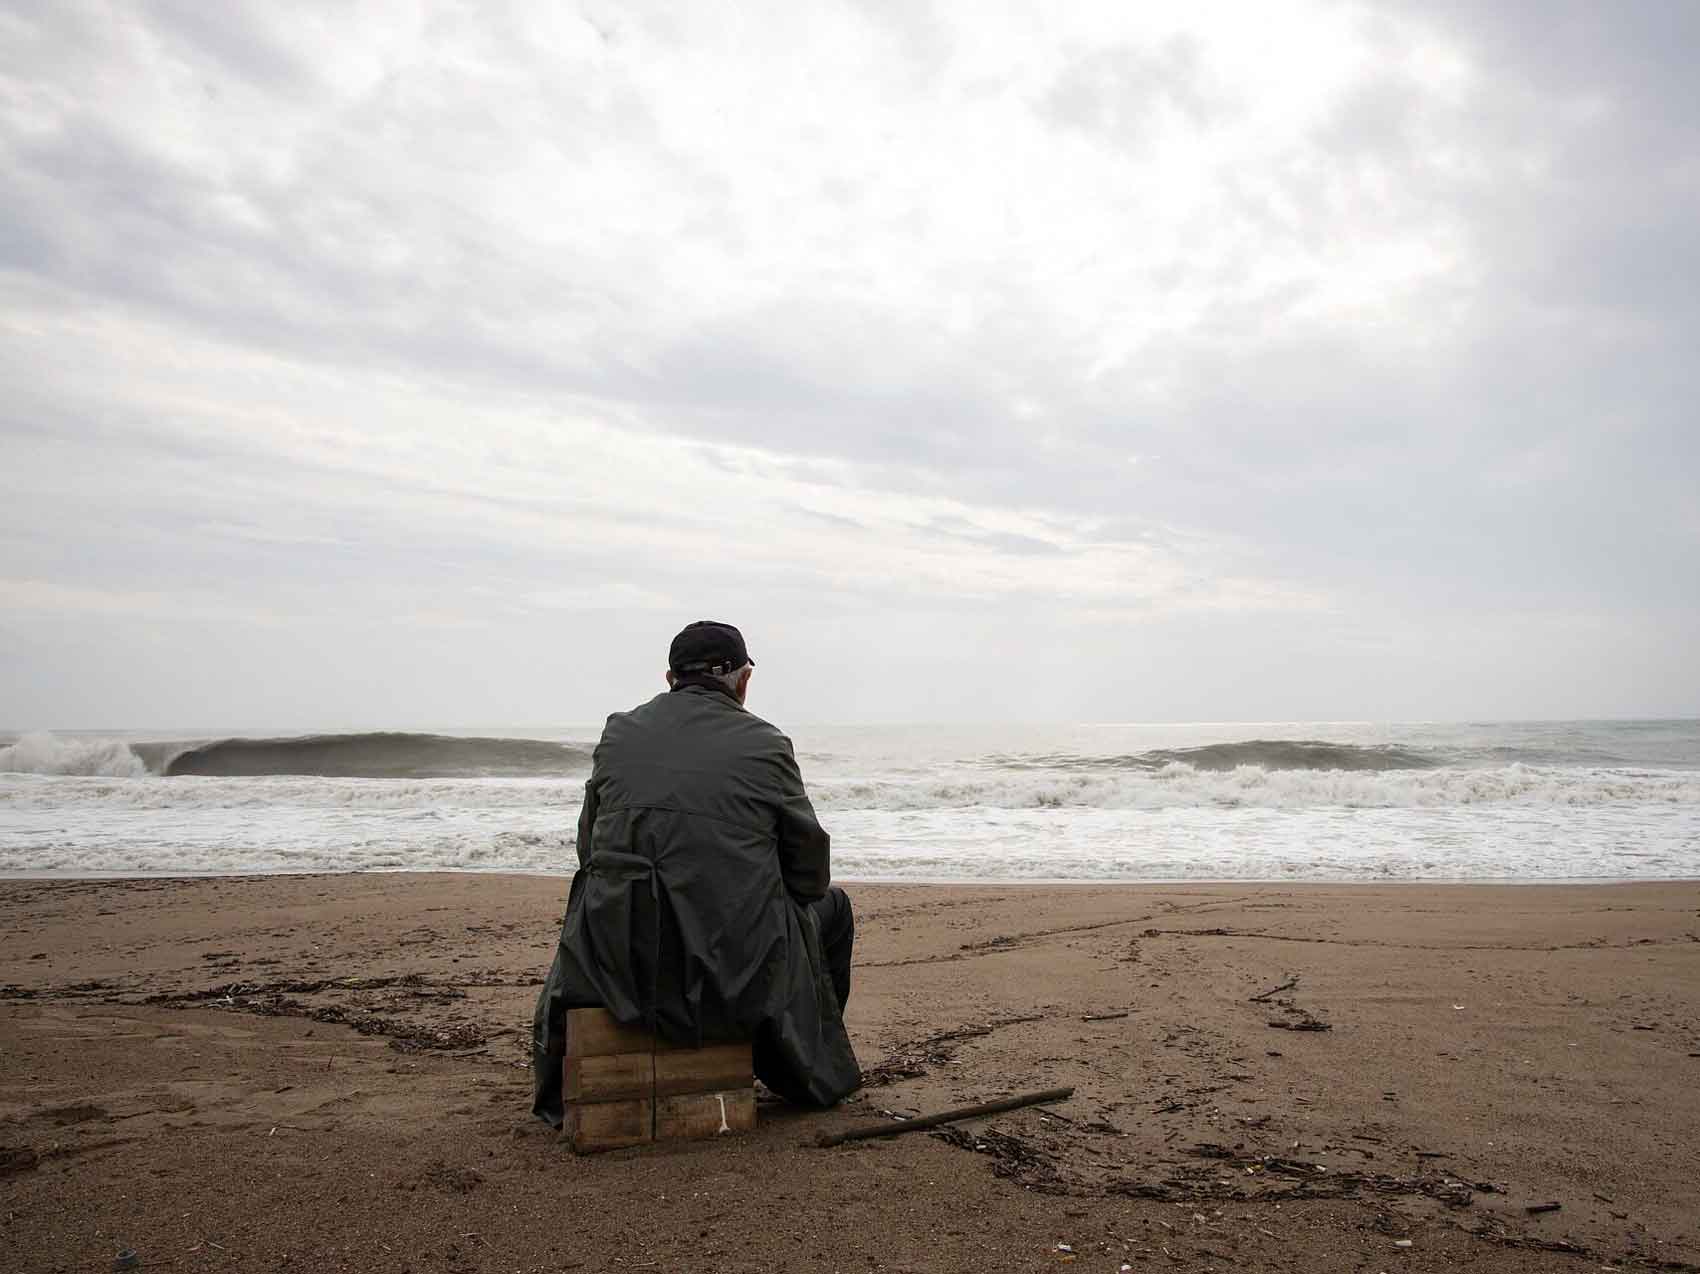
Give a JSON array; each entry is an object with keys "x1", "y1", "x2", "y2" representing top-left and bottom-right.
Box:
[{"x1": 708, "y1": 663, "x2": 753, "y2": 694}]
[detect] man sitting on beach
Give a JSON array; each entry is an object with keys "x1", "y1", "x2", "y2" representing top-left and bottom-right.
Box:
[{"x1": 531, "y1": 620, "x2": 861, "y2": 1124}]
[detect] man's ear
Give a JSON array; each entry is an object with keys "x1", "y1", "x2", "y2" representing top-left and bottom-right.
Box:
[
  {"x1": 665, "y1": 670, "x2": 676, "y2": 688},
  {"x1": 736, "y1": 667, "x2": 753, "y2": 703}
]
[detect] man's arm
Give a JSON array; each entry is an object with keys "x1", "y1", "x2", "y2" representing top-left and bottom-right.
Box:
[
  {"x1": 774, "y1": 737, "x2": 830, "y2": 901},
  {"x1": 574, "y1": 777, "x2": 599, "y2": 868}
]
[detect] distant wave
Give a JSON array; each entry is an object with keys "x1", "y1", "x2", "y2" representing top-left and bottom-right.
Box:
[
  {"x1": 162, "y1": 732, "x2": 592, "y2": 778},
  {"x1": 987, "y1": 739, "x2": 1442, "y2": 773},
  {"x1": 0, "y1": 731, "x2": 591, "y2": 779}
]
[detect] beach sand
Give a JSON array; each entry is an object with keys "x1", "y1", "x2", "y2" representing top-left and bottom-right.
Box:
[{"x1": 3, "y1": 874, "x2": 1698, "y2": 1272}]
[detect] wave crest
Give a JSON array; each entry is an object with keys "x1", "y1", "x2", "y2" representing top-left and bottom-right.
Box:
[
  {"x1": 163, "y1": 732, "x2": 591, "y2": 779},
  {"x1": 989, "y1": 739, "x2": 1439, "y2": 773},
  {"x1": 1145, "y1": 740, "x2": 1439, "y2": 772},
  {"x1": 0, "y1": 733, "x2": 148, "y2": 778}
]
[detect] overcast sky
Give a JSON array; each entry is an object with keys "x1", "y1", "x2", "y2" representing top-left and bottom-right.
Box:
[{"x1": 2, "y1": 0, "x2": 1696, "y2": 729}]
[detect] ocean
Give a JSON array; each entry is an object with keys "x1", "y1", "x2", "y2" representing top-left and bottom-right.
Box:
[{"x1": 2, "y1": 720, "x2": 1697, "y2": 882}]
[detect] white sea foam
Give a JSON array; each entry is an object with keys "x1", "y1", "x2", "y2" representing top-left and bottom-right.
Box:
[
  {"x1": 812, "y1": 763, "x2": 1700, "y2": 810},
  {"x1": 3, "y1": 720, "x2": 1697, "y2": 881},
  {"x1": 2, "y1": 763, "x2": 1695, "y2": 816},
  {"x1": 0, "y1": 774, "x2": 583, "y2": 811},
  {"x1": 0, "y1": 733, "x2": 148, "y2": 778}
]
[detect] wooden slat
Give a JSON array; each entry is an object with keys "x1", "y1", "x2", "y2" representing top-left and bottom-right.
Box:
[
  {"x1": 650, "y1": 1030, "x2": 698, "y2": 1052},
  {"x1": 655, "y1": 1088, "x2": 757, "y2": 1141},
  {"x1": 652, "y1": 1041, "x2": 752, "y2": 1097},
  {"x1": 564, "y1": 1051, "x2": 653, "y2": 1103},
  {"x1": 564, "y1": 1007, "x2": 655, "y2": 1058},
  {"x1": 565, "y1": 1097, "x2": 653, "y2": 1153}
]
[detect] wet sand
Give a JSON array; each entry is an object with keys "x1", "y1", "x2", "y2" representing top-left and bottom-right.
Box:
[{"x1": 3, "y1": 874, "x2": 1699, "y2": 1272}]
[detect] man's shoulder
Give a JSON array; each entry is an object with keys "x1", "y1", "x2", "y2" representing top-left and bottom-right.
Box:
[
  {"x1": 606, "y1": 690, "x2": 792, "y2": 753},
  {"x1": 735, "y1": 705, "x2": 794, "y2": 754},
  {"x1": 604, "y1": 691, "x2": 669, "y2": 727}
]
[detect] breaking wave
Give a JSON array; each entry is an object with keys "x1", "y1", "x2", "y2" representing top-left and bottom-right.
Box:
[
  {"x1": 161, "y1": 732, "x2": 591, "y2": 778},
  {"x1": 0, "y1": 733, "x2": 149, "y2": 778},
  {"x1": 989, "y1": 740, "x2": 1442, "y2": 773},
  {"x1": 0, "y1": 732, "x2": 591, "y2": 780}
]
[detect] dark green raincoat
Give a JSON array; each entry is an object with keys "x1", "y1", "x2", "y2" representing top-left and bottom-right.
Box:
[{"x1": 531, "y1": 681, "x2": 861, "y2": 1124}]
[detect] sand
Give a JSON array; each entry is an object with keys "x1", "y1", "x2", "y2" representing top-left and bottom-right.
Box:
[{"x1": 3, "y1": 874, "x2": 1699, "y2": 1273}]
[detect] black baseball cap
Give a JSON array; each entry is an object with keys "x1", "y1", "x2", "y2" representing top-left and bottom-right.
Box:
[{"x1": 668, "y1": 620, "x2": 754, "y2": 677}]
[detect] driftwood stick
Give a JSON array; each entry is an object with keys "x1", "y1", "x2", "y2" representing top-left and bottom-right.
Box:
[
  {"x1": 1249, "y1": 977, "x2": 1299, "y2": 1003},
  {"x1": 815, "y1": 1087, "x2": 1075, "y2": 1149}
]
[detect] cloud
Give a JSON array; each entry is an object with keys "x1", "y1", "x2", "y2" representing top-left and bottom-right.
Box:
[{"x1": 0, "y1": 0, "x2": 1694, "y2": 724}]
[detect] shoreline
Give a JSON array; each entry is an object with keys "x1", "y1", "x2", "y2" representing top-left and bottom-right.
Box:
[
  {"x1": 4, "y1": 867, "x2": 1698, "y2": 886},
  {"x1": 4, "y1": 872, "x2": 1698, "y2": 1271}
]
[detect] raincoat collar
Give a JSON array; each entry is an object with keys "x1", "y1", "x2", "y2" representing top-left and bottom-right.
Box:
[{"x1": 667, "y1": 677, "x2": 742, "y2": 706}]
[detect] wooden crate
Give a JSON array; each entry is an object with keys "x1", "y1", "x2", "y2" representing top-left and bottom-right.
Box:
[{"x1": 562, "y1": 1008, "x2": 755, "y2": 1153}]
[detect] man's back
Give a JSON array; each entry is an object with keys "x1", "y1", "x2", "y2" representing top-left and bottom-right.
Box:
[{"x1": 584, "y1": 684, "x2": 829, "y2": 905}]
